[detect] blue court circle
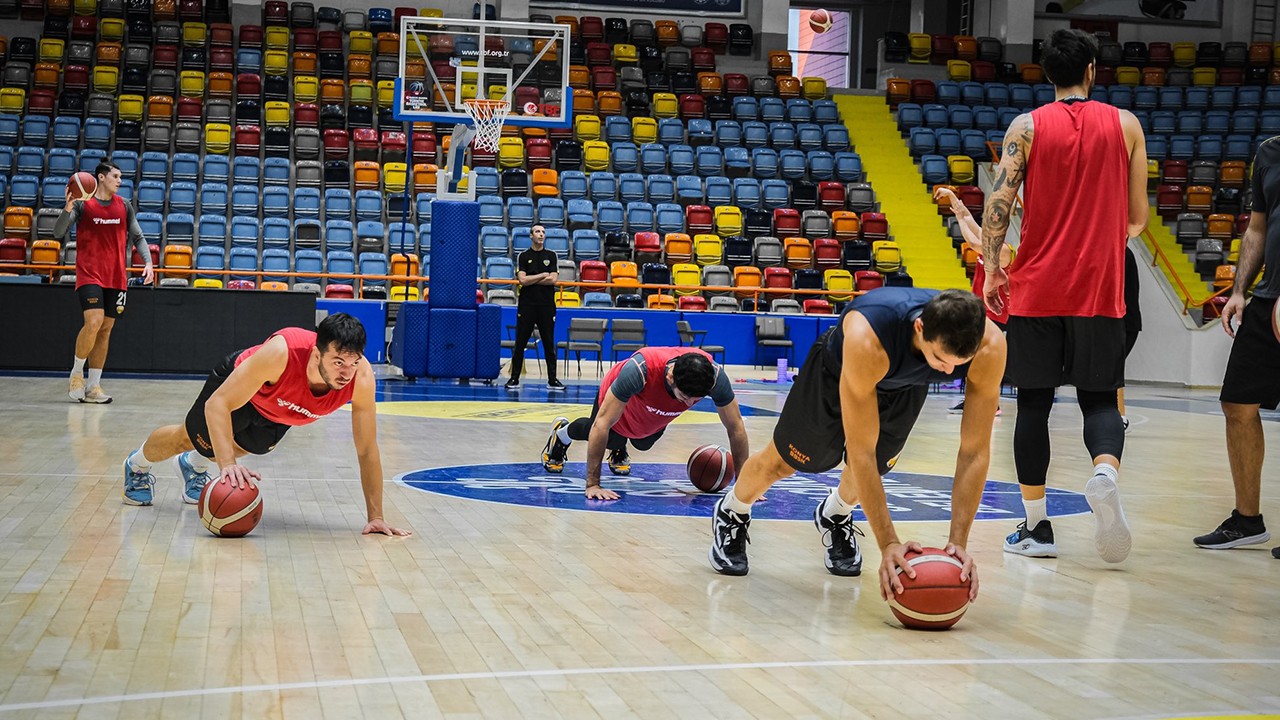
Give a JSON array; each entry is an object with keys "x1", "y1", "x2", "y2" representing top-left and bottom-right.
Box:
[{"x1": 396, "y1": 463, "x2": 1092, "y2": 522}]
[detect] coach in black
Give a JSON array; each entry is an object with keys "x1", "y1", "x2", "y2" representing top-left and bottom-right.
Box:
[{"x1": 507, "y1": 225, "x2": 564, "y2": 391}]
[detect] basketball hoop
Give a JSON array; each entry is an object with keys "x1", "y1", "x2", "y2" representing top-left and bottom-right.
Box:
[{"x1": 462, "y1": 98, "x2": 510, "y2": 152}]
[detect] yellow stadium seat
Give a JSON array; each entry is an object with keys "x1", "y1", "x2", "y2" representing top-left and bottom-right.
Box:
[
  {"x1": 349, "y1": 30, "x2": 374, "y2": 56},
  {"x1": 265, "y1": 25, "x2": 291, "y2": 51},
  {"x1": 99, "y1": 18, "x2": 126, "y2": 43},
  {"x1": 390, "y1": 286, "x2": 420, "y2": 301},
  {"x1": 204, "y1": 123, "x2": 232, "y2": 154},
  {"x1": 652, "y1": 92, "x2": 678, "y2": 118},
  {"x1": 0, "y1": 88, "x2": 25, "y2": 113},
  {"x1": 38, "y1": 38, "x2": 65, "y2": 63},
  {"x1": 383, "y1": 162, "x2": 407, "y2": 193},
  {"x1": 948, "y1": 155, "x2": 975, "y2": 184},
  {"x1": 419, "y1": 7, "x2": 443, "y2": 17},
  {"x1": 693, "y1": 234, "x2": 723, "y2": 266},
  {"x1": 92, "y1": 66, "x2": 120, "y2": 94},
  {"x1": 498, "y1": 137, "x2": 525, "y2": 169},
  {"x1": 671, "y1": 263, "x2": 702, "y2": 296},
  {"x1": 714, "y1": 206, "x2": 743, "y2": 237},
  {"x1": 801, "y1": 76, "x2": 827, "y2": 101},
  {"x1": 194, "y1": 278, "x2": 223, "y2": 289},
  {"x1": 377, "y1": 80, "x2": 396, "y2": 109},
  {"x1": 1192, "y1": 67, "x2": 1217, "y2": 86},
  {"x1": 613, "y1": 43, "x2": 638, "y2": 65},
  {"x1": 908, "y1": 33, "x2": 931, "y2": 63},
  {"x1": 1114, "y1": 66, "x2": 1141, "y2": 86},
  {"x1": 74, "y1": 0, "x2": 96, "y2": 15},
  {"x1": 263, "y1": 50, "x2": 289, "y2": 76},
  {"x1": 182, "y1": 21, "x2": 208, "y2": 46},
  {"x1": 583, "y1": 140, "x2": 610, "y2": 173},
  {"x1": 117, "y1": 94, "x2": 145, "y2": 121},
  {"x1": 264, "y1": 101, "x2": 291, "y2": 127},
  {"x1": 574, "y1": 114, "x2": 601, "y2": 142},
  {"x1": 946, "y1": 60, "x2": 971, "y2": 82},
  {"x1": 632, "y1": 117, "x2": 657, "y2": 145},
  {"x1": 872, "y1": 240, "x2": 902, "y2": 273},
  {"x1": 823, "y1": 269, "x2": 854, "y2": 302},
  {"x1": 1172, "y1": 42, "x2": 1196, "y2": 68},
  {"x1": 555, "y1": 290, "x2": 581, "y2": 307},
  {"x1": 178, "y1": 70, "x2": 205, "y2": 97},
  {"x1": 349, "y1": 79, "x2": 375, "y2": 105},
  {"x1": 293, "y1": 75, "x2": 319, "y2": 103}
]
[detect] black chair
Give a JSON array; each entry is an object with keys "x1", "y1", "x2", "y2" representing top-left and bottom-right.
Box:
[
  {"x1": 609, "y1": 318, "x2": 647, "y2": 360},
  {"x1": 676, "y1": 320, "x2": 725, "y2": 363},
  {"x1": 556, "y1": 317, "x2": 608, "y2": 376},
  {"x1": 754, "y1": 315, "x2": 793, "y2": 367},
  {"x1": 728, "y1": 24, "x2": 754, "y2": 56},
  {"x1": 884, "y1": 32, "x2": 909, "y2": 64}
]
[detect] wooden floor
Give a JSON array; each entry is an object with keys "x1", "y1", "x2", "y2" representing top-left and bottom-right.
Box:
[{"x1": 0, "y1": 372, "x2": 1277, "y2": 719}]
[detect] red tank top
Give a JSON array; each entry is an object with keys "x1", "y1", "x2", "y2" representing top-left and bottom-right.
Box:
[
  {"x1": 971, "y1": 257, "x2": 1009, "y2": 324},
  {"x1": 75, "y1": 195, "x2": 130, "y2": 290},
  {"x1": 1014, "y1": 101, "x2": 1129, "y2": 318},
  {"x1": 235, "y1": 328, "x2": 357, "y2": 426},
  {"x1": 599, "y1": 347, "x2": 713, "y2": 439}
]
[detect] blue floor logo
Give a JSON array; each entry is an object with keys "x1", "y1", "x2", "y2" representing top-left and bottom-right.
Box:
[{"x1": 396, "y1": 463, "x2": 1092, "y2": 522}]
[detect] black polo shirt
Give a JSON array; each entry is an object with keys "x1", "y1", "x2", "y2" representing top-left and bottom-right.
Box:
[{"x1": 517, "y1": 247, "x2": 558, "y2": 306}]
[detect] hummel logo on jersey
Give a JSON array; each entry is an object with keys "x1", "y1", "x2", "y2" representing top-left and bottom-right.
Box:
[
  {"x1": 644, "y1": 405, "x2": 683, "y2": 417},
  {"x1": 276, "y1": 398, "x2": 321, "y2": 419},
  {"x1": 91, "y1": 217, "x2": 122, "y2": 225}
]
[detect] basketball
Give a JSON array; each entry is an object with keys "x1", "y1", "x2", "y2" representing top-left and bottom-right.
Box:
[
  {"x1": 68, "y1": 171, "x2": 96, "y2": 200},
  {"x1": 198, "y1": 479, "x2": 263, "y2": 538},
  {"x1": 809, "y1": 8, "x2": 833, "y2": 34},
  {"x1": 687, "y1": 444, "x2": 734, "y2": 492},
  {"x1": 887, "y1": 547, "x2": 971, "y2": 630}
]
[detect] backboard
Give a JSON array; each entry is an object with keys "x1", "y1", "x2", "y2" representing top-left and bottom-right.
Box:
[{"x1": 393, "y1": 16, "x2": 573, "y2": 129}]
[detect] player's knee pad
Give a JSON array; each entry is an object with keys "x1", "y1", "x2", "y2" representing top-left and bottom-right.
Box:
[{"x1": 1077, "y1": 389, "x2": 1124, "y2": 460}]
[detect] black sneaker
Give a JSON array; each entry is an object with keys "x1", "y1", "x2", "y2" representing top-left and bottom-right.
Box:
[
  {"x1": 541, "y1": 416, "x2": 570, "y2": 473},
  {"x1": 813, "y1": 500, "x2": 863, "y2": 576},
  {"x1": 608, "y1": 447, "x2": 631, "y2": 475},
  {"x1": 1003, "y1": 519, "x2": 1058, "y2": 557},
  {"x1": 948, "y1": 399, "x2": 965, "y2": 414},
  {"x1": 1273, "y1": 546, "x2": 1279, "y2": 559},
  {"x1": 505, "y1": 378, "x2": 519, "y2": 390},
  {"x1": 1193, "y1": 510, "x2": 1269, "y2": 549},
  {"x1": 546, "y1": 379, "x2": 565, "y2": 391},
  {"x1": 708, "y1": 495, "x2": 751, "y2": 576}
]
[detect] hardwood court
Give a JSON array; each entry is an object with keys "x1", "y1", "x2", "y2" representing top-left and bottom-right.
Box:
[{"x1": 0, "y1": 373, "x2": 1276, "y2": 719}]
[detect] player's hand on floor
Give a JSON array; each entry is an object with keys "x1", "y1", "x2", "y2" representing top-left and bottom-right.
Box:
[
  {"x1": 945, "y1": 542, "x2": 979, "y2": 602},
  {"x1": 585, "y1": 485, "x2": 620, "y2": 501},
  {"x1": 220, "y1": 464, "x2": 260, "y2": 490},
  {"x1": 362, "y1": 519, "x2": 413, "y2": 537},
  {"x1": 878, "y1": 540, "x2": 923, "y2": 601}
]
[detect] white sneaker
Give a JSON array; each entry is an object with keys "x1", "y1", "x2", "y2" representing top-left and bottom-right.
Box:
[
  {"x1": 69, "y1": 375, "x2": 86, "y2": 402},
  {"x1": 1085, "y1": 474, "x2": 1131, "y2": 563},
  {"x1": 82, "y1": 385, "x2": 113, "y2": 404},
  {"x1": 1121, "y1": 416, "x2": 1130, "y2": 433}
]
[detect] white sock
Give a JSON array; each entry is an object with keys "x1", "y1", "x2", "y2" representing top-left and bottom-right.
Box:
[
  {"x1": 128, "y1": 444, "x2": 161, "y2": 471},
  {"x1": 1023, "y1": 497, "x2": 1048, "y2": 527},
  {"x1": 87, "y1": 368, "x2": 103, "y2": 388},
  {"x1": 71, "y1": 357, "x2": 86, "y2": 379},
  {"x1": 1093, "y1": 462, "x2": 1119, "y2": 484},
  {"x1": 184, "y1": 451, "x2": 211, "y2": 473},
  {"x1": 556, "y1": 425, "x2": 573, "y2": 445},
  {"x1": 722, "y1": 485, "x2": 754, "y2": 515},
  {"x1": 822, "y1": 488, "x2": 857, "y2": 519}
]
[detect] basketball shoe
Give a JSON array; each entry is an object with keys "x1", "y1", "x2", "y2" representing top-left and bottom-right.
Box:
[
  {"x1": 708, "y1": 494, "x2": 751, "y2": 576},
  {"x1": 1003, "y1": 519, "x2": 1057, "y2": 557},
  {"x1": 813, "y1": 501, "x2": 864, "y2": 576},
  {"x1": 607, "y1": 447, "x2": 630, "y2": 475},
  {"x1": 176, "y1": 452, "x2": 212, "y2": 505},
  {"x1": 69, "y1": 375, "x2": 86, "y2": 402},
  {"x1": 547, "y1": 379, "x2": 565, "y2": 391},
  {"x1": 82, "y1": 385, "x2": 112, "y2": 404},
  {"x1": 1085, "y1": 473, "x2": 1131, "y2": 563},
  {"x1": 1193, "y1": 510, "x2": 1270, "y2": 549},
  {"x1": 542, "y1": 417, "x2": 570, "y2": 473},
  {"x1": 505, "y1": 378, "x2": 519, "y2": 390},
  {"x1": 123, "y1": 454, "x2": 155, "y2": 506}
]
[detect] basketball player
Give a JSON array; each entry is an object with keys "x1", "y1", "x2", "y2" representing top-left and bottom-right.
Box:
[
  {"x1": 1194, "y1": 135, "x2": 1280, "y2": 558},
  {"x1": 707, "y1": 289, "x2": 1003, "y2": 602},
  {"x1": 507, "y1": 224, "x2": 564, "y2": 391},
  {"x1": 120, "y1": 314, "x2": 412, "y2": 537},
  {"x1": 541, "y1": 348, "x2": 748, "y2": 501},
  {"x1": 982, "y1": 29, "x2": 1148, "y2": 563},
  {"x1": 54, "y1": 161, "x2": 154, "y2": 404}
]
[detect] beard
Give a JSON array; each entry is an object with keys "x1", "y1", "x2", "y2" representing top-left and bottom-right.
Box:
[{"x1": 317, "y1": 362, "x2": 344, "y2": 390}]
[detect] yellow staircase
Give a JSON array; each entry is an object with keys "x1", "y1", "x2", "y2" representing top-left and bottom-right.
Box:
[
  {"x1": 834, "y1": 95, "x2": 968, "y2": 290},
  {"x1": 1140, "y1": 209, "x2": 1213, "y2": 304}
]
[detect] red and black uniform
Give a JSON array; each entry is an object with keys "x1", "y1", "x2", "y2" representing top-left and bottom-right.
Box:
[
  {"x1": 62, "y1": 196, "x2": 146, "y2": 318},
  {"x1": 185, "y1": 329, "x2": 357, "y2": 458},
  {"x1": 1007, "y1": 99, "x2": 1131, "y2": 391}
]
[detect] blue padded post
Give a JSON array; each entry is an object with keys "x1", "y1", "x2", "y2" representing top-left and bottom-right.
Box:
[
  {"x1": 391, "y1": 301, "x2": 430, "y2": 378},
  {"x1": 475, "y1": 303, "x2": 502, "y2": 380},
  {"x1": 428, "y1": 200, "x2": 480, "y2": 309},
  {"x1": 427, "y1": 307, "x2": 477, "y2": 378}
]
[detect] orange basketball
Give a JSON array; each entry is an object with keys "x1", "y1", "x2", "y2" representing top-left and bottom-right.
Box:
[
  {"x1": 68, "y1": 171, "x2": 97, "y2": 200},
  {"x1": 687, "y1": 444, "x2": 734, "y2": 493},
  {"x1": 887, "y1": 547, "x2": 971, "y2": 630},
  {"x1": 808, "y1": 8, "x2": 833, "y2": 34},
  {"x1": 198, "y1": 479, "x2": 263, "y2": 538}
]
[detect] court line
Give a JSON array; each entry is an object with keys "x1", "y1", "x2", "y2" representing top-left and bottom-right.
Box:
[{"x1": 1, "y1": 657, "x2": 1276, "y2": 713}]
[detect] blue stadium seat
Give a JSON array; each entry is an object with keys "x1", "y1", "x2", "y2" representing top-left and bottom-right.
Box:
[
  {"x1": 195, "y1": 246, "x2": 226, "y2": 280},
  {"x1": 813, "y1": 99, "x2": 839, "y2": 124},
  {"x1": 936, "y1": 81, "x2": 961, "y2": 105},
  {"x1": 769, "y1": 121, "x2": 796, "y2": 149},
  {"x1": 511, "y1": 227, "x2": 531, "y2": 254},
  {"x1": 417, "y1": 223, "x2": 432, "y2": 253},
  {"x1": 262, "y1": 186, "x2": 291, "y2": 217},
  {"x1": 984, "y1": 84, "x2": 1010, "y2": 108},
  {"x1": 935, "y1": 129, "x2": 961, "y2": 156},
  {"x1": 922, "y1": 103, "x2": 948, "y2": 129},
  {"x1": 705, "y1": 176, "x2": 732, "y2": 206},
  {"x1": 807, "y1": 150, "x2": 834, "y2": 181},
  {"x1": 480, "y1": 226, "x2": 509, "y2": 257},
  {"x1": 230, "y1": 216, "x2": 260, "y2": 248},
  {"x1": 473, "y1": 166, "x2": 500, "y2": 195},
  {"x1": 618, "y1": 173, "x2": 646, "y2": 204},
  {"x1": 478, "y1": 195, "x2": 505, "y2": 225},
  {"x1": 22, "y1": 116, "x2": 51, "y2": 147},
  {"x1": 1265, "y1": 86, "x2": 1280, "y2": 110},
  {"x1": 203, "y1": 154, "x2": 230, "y2": 184},
  {"x1": 960, "y1": 130, "x2": 988, "y2": 159},
  {"x1": 484, "y1": 256, "x2": 515, "y2": 280},
  {"x1": 46, "y1": 148, "x2": 74, "y2": 178},
  {"x1": 643, "y1": 174, "x2": 673, "y2": 204},
  {"x1": 1260, "y1": 110, "x2": 1280, "y2": 135},
  {"x1": 324, "y1": 188, "x2": 352, "y2": 220},
  {"x1": 611, "y1": 142, "x2": 640, "y2": 173},
  {"x1": 1159, "y1": 87, "x2": 1184, "y2": 111},
  {"x1": 761, "y1": 179, "x2": 790, "y2": 210},
  {"x1": 507, "y1": 196, "x2": 535, "y2": 227},
  {"x1": 896, "y1": 103, "x2": 923, "y2": 133},
  {"x1": 534, "y1": 197, "x2": 564, "y2": 227},
  {"x1": 786, "y1": 98, "x2": 813, "y2": 123},
  {"x1": 544, "y1": 228, "x2": 571, "y2": 259},
  {"x1": 639, "y1": 143, "x2": 668, "y2": 174},
  {"x1": 262, "y1": 247, "x2": 292, "y2": 282},
  {"x1": 715, "y1": 120, "x2": 743, "y2": 147},
  {"x1": 110, "y1": 150, "x2": 139, "y2": 178},
  {"x1": 604, "y1": 116, "x2": 633, "y2": 143},
  {"x1": 1133, "y1": 86, "x2": 1158, "y2": 111},
  {"x1": 1226, "y1": 135, "x2": 1254, "y2": 161},
  {"x1": 733, "y1": 96, "x2": 759, "y2": 121},
  {"x1": 1237, "y1": 86, "x2": 1262, "y2": 110},
  {"x1": 166, "y1": 153, "x2": 196, "y2": 183},
  {"x1": 668, "y1": 145, "x2": 695, "y2": 175},
  {"x1": 1151, "y1": 111, "x2": 1176, "y2": 135},
  {"x1": 83, "y1": 118, "x2": 113, "y2": 150},
  {"x1": 779, "y1": 149, "x2": 806, "y2": 181},
  {"x1": 657, "y1": 117, "x2": 685, "y2": 145},
  {"x1": 1184, "y1": 86, "x2": 1210, "y2": 111},
  {"x1": 325, "y1": 220, "x2": 354, "y2": 252},
  {"x1": 1145, "y1": 135, "x2": 1168, "y2": 161},
  {"x1": 388, "y1": 222, "x2": 416, "y2": 254},
  {"x1": 676, "y1": 175, "x2": 704, "y2": 204},
  {"x1": 1033, "y1": 84, "x2": 1056, "y2": 107},
  {"x1": 960, "y1": 81, "x2": 985, "y2": 106},
  {"x1": 358, "y1": 253, "x2": 389, "y2": 293},
  {"x1": 230, "y1": 184, "x2": 258, "y2": 215},
  {"x1": 823, "y1": 124, "x2": 850, "y2": 151},
  {"x1": 42, "y1": 176, "x2": 70, "y2": 207},
  {"x1": 0, "y1": 114, "x2": 19, "y2": 147},
  {"x1": 948, "y1": 104, "x2": 974, "y2": 130},
  {"x1": 908, "y1": 127, "x2": 936, "y2": 157},
  {"x1": 354, "y1": 189, "x2": 383, "y2": 220},
  {"x1": 733, "y1": 177, "x2": 761, "y2": 208},
  {"x1": 232, "y1": 156, "x2": 260, "y2": 185},
  {"x1": 326, "y1": 250, "x2": 356, "y2": 281},
  {"x1": 170, "y1": 181, "x2": 198, "y2": 215},
  {"x1": 997, "y1": 107, "x2": 1021, "y2": 128},
  {"x1": 415, "y1": 192, "x2": 435, "y2": 222},
  {"x1": 1231, "y1": 110, "x2": 1258, "y2": 135},
  {"x1": 796, "y1": 123, "x2": 823, "y2": 152},
  {"x1": 229, "y1": 246, "x2": 259, "y2": 280},
  {"x1": 573, "y1": 229, "x2": 602, "y2": 259},
  {"x1": 743, "y1": 121, "x2": 769, "y2": 149},
  {"x1": 136, "y1": 212, "x2": 164, "y2": 246},
  {"x1": 696, "y1": 146, "x2": 724, "y2": 176},
  {"x1": 115, "y1": 180, "x2": 135, "y2": 204},
  {"x1": 567, "y1": 198, "x2": 595, "y2": 228},
  {"x1": 165, "y1": 213, "x2": 195, "y2": 246},
  {"x1": 760, "y1": 97, "x2": 786, "y2": 123},
  {"x1": 262, "y1": 218, "x2": 290, "y2": 248},
  {"x1": 972, "y1": 105, "x2": 998, "y2": 131},
  {"x1": 263, "y1": 157, "x2": 290, "y2": 186},
  {"x1": 589, "y1": 171, "x2": 618, "y2": 200},
  {"x1": 597, "y1": 200, "x2": 625, "y2": 233},
  {"x1": 1009, "y1": 83, "x2": 1034, "y2": 109},
  {"x1": 919, "y1": 155, "x2": 949, "y2": 186},
  {"x1": 293, "y1": 187, "x2": 320, "y2": 219},
  {"x1": 15, "y1": 147, "x2": 45, "y2": 176},
  {"x1": 139, "y1": 152, "x2": 169, "y2": 182},
  {"x1": 751, "y1": 147, "x2": 779, "y2": 179},
  {"x1": 1175, "y1": 111, "x2": 1202, "y2": 135},
  {"x1": 583, "y1": 292, "x2": 613, "y2": 308},
  {"x1": 656, "y1": 203, "x2": 685, "y2": 234}
]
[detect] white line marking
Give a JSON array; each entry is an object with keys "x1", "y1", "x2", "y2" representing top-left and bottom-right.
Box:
[{"x1": 0, "y1": 657, "x2": 1276, "y2": 712}]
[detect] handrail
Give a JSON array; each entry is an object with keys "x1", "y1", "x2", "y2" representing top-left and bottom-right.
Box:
[{"x1": 1137, "y1": 227, "x2": 1229, "y2": 314}]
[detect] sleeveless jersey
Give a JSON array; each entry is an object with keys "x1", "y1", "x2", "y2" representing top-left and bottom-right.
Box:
[
  {"x1": 599, "y1": 346, "x2": 714, "y2": 439},
  {"x1": 235, "y1": 328, "x2": 357, "y2": 426},
  {"x1": 1014, "y1": 100, "x2": 1129, "y2": 318},
  {"x1": 75, "y1": 195, "x2": 130, "y2": 290},
  {"x1": 824, "y1": 287, "x2": 972, "y2": 391}
]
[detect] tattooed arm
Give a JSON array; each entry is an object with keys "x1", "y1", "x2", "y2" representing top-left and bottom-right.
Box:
[{"x1": 980, "y1": 113, "x2": 1033, "y2": 313}]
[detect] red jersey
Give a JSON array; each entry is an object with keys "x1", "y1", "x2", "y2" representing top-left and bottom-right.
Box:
[
  {"x1": 599, "y1": 347, "x2": 713, "y2": 439},
  {"x1": 235, "y1": 328, "x2": 357, "y2": 426},
  {"x1": 971, "y1": 256, "x2": 1009, "y2": 325},
  {"x1": 1012, "y1": 100, "x2": 1129, "y2": 318},
  {"x1": 75, "y1": 195, "x2": 130, "y2": 290}
]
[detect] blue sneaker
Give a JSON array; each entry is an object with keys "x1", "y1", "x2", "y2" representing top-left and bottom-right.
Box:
[
  {"x1": 123, "y1": 454, "x2": 155, "y2": 506},
  {"x1": 176, "y1": 452, "x2": 212, "y2": 505}
]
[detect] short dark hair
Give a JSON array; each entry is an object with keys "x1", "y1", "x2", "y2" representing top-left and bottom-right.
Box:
[
  {"x1": 672, "y1": 352, "x2": 716, "y2": 398},
  {"x1": 1042, "y1": 29, "x2": 1098, "y2": 88},
  {"x1": 94, "y1": 160, "x2": 120, "y2": 181},
  {"x1": 920, "y1": 290, "x2": 986, "y2": 359},
  {"x1": 316, "y1": 313, "x2": 366, "y2": 355}
]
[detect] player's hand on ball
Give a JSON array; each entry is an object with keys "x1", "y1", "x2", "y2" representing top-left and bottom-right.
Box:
[
  {"x1": 362, "y1": 518, "x2": 413, "y2": 537},
  {"x1": 945, "y1": 542, "x2": 979, "y2": 602},
  {"x1": 879, "y1": 540, "x2": 923, "y2": 600},
  {"x1": 220, "y1": 464, "x2": 260, "y2": 490},
  {"x1": 585, "y1": 485, "x2": 620, "y2": 501}
]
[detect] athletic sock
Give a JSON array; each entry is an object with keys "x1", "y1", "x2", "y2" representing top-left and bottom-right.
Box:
[
  {"x1": 556, "y1": 425, "x2": 573, "y2": 445},
  {"x1": 822, "y1": 488, "x2": 857, "y2": 519},
  {"x1": 723, "y1": 485, "x2": 754, "y2": 516},
  {"x1": 87, "y1": 368, "x2": 102, "y2": 388},
  {"x1": 71, "y1": 356, "x2": 86, "y2": 379},
  {"x1": 1093, "y1": 462, "x2": 1119, "y2": 484},
  {"x1": 128, "y1": 444, "x2": 161, "y2": 471},
  {"x1": 1023, "y1": 497, "x2": 1048, "y2": 527},
  {"x1": 183, "y1": 451, "x2": 211, "y2": 473}
]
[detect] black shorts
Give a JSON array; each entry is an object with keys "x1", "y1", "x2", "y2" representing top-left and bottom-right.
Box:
[
  {"x1": 1005, "y1": 315, "x2": 1126, "y2": 391},
  {"x1": 184, "y1": 351, "x2": 291, "y2": 459},
  {"x1": 772, "y1": 333, "x2": 929, "y2": 475},
  {"x1": 1124, "y1": 330, "x2": 1139, "y2": 359},
  {"x1": 77, "y1": 285, "x2": 126, "y2": 318},
  {"x1": 569, "y1": 393, "x2": 665, "y2": 451},
  {"x1": 1220, "y1": 296, "x2": 1280, "y2": 410}
]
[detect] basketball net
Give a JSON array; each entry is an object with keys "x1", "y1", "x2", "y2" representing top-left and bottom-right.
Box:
[{"x1": 462, "y1": 98, "x2": 510, "y2": 153}]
